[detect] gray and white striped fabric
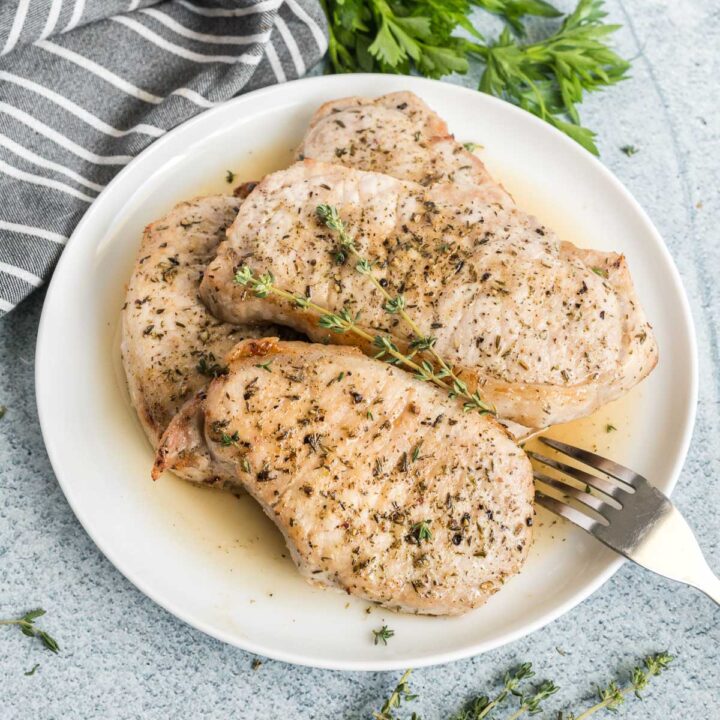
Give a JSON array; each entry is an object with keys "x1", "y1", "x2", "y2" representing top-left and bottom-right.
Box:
[{"x1": 0, "y1": 0, "x2": 327, "y2": 316}]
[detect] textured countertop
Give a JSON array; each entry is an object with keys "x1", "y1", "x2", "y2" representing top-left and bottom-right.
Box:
[{"x1": 1, "y1": 1, "x2": 718, "y2": 717}]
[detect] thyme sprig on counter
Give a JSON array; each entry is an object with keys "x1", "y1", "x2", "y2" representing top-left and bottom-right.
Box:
[
  {"x1": 233, "y1": 266, "x2": 495, "y2": 417},
  {"x1": 563, "y1": 652, "x2": 673, "y2": 720},
  {"x1": 450, "y1": 662, "x2": 538, "y2": 719},
  {"x1": 373, "y1": 669, "x2": 417, "y2": 720},
  {"x1": 374, "y1": 652, "x2": 673, "y2": 720},
  {"x1": 316, "y1": 204, "x2": 495, "y2": 416},
  {"x1": 0, "y1": 609, "x2": 59, "y2": 653}
]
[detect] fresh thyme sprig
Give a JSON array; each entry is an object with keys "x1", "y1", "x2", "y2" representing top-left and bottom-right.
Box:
[
  {"x1": 450, "y1": 663, "x2": 540, "y2": 719},
  {"x1": 373, "y1": 625, "x2": 395, "y2": 646},
  {"x1": 562, "y1": 652, "x2": 674, "y2": 720},
  {"x1": 506, "y1": 679, "x2": 559, "y2": 719},
  {"x1": 233, "y1": 266, "x2": 494, "y2": 416},
  {"x1": 0, "y1": 609, "x2": 59, "y2": 653},
  {"x1": 373, "y1": 669, "x2": 417, "y2": 720},
  {"x1": 374, "y1": 653, "x2": 673, "y2": 720},
  {"x1": 315, "y1": 204, "x2": 495, "y2": 416}
]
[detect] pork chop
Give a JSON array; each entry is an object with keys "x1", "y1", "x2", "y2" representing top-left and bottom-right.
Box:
[
  {"x1": 297, "y1": 91, "x2": 510, "y2": 204},
  {"x1": 121, "y1": 195, "x2": 284, "y2": 487},
  {"x1": 154, "y1": 338, "x2": 534, "y2": 615},
  {"x1": 200, "y1": 161, "x2": 657, "y2": 429}
]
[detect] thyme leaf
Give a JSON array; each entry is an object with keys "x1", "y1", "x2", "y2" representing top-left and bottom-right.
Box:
[
  {"x1": 372, "y1": 625, "x2": 395, "y2": 646},
  {"x1": 0, "y1": 609, "x2": 59, "y2": 654}
]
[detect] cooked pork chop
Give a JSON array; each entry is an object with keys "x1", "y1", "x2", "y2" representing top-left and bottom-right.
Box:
[
  {"x1": 200, "y1": 161, "x2": 657, "y2": 429},
  {"x1": 297, "y1": 91, "x2": 510, "y2": 204},
  {"x1": 121, "y1": 195, "x2": 282, "y2": 473},
  {"x1": 154, "y1": 338, "x2": 534, "y2": 615}
]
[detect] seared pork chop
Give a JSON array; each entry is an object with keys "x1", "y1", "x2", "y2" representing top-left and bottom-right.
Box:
[
  {"x1": 200, "y1": 161, "x2": 657, "y2": 429},
  {"x1": 155, "y1": 338, "x2": 534, "y2": 615},
  {"x1": 297, "y1": 91, "x2": 510, "y2": 204},
  {"x1": 121, "y1": 195, "x2": 283, "y2": 480}
]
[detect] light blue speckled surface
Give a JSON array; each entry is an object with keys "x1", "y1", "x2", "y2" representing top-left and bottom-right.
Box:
[{"x1": 1, "y1": 1, "x2": 718, "y2": 717}]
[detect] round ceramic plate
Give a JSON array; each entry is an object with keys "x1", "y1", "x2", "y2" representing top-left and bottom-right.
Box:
[{"x1": 36, "y1": 74, "x2": 697, "y2": 671}]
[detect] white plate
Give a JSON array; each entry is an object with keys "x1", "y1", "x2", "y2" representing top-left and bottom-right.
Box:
[{"x1": 36, "y1": 74, "x2": 697, "y2": 671}]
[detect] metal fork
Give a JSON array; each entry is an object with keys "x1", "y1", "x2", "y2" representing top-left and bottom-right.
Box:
[{"x1": 530, "y1": 437, "x2": 720, "y2": 605}]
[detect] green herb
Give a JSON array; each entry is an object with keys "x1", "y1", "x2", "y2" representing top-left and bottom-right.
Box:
[
  {"x1": 372, "y1": 625, "x2": 395, "y2": 646},
  {"x1": 411, "y1": 442, "x2": 422, "y2": 462},
  {"x1": 471, "y1": 0, "x2": 629, "y2": 155},
  {"x1": 410, "y1": 520, "x2": 433, "y2": 543},
  {"x1": 450, "y1": 662, "x2": 537, "y2": 719},
  {"x1": 196, "y1": 353, "x2": 228, "y2": 378},
  {"x1": 315, "y1": 205, "x2": 495, "y2": 416},
  {"x1": 620, "y1": 144, "x2": 638, "y2": 156},
  {"x1": 221, "y1": 431, "x2": 240, "y2": 446},
  {"x1": 506, "y1": 679, "x2": 559, "y2": 719},
  {"x1": 591, "y1": 266, "x2": 608, "y2": 278},
  {"x1": 234, "y1": 265, "x2": 494, "y2": 418},
  {"x1": 475, "y1": 0, "x2": 561, "y2": 34},
  {"x1": 241, "y1": 457, "x2": 252, "y2": 474},
  {"x1": 374, "y1": 652, "x2": 672, "y2": 720},
  {"x1": 0, "y1": 405, "x2": 6, "y2": 419},
  {"x1": 24, "y1": 663, "x2": 39, "y2": 676},
  {"x1": 564, "y1": 652, "x2": 673, "y2": 719},
  {"x1": 373, "y1": 669, "x2": 417, "y2": 720},
  {"x1": 463, "y1": 142, "x2": 479, "y2": 152},
  {"x1": 255, "y1": 360, "x2": 273, "y2": 372},
  {"x1": 605, "y1": 423, "x2": 617, "y2": 433},
  {"x1": 226, "y1": 170, "x2": 236, "y2": 183},
  {"x1": 0, "y1": 609, "x2": 59, "y2": 653},
  {"x1": 320, "y1": 0, "x2": 629, "y2": 154}
]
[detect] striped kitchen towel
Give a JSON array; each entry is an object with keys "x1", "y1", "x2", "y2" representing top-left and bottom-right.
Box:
[{"x1": 0, "y1": 0, "x2": 327, "y2": 316}]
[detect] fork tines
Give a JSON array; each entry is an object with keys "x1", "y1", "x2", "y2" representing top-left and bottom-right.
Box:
[{"x1": 529, "y1": 436, "x2": 671, "y2": 547}]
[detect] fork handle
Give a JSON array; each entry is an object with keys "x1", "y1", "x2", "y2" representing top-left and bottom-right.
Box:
[
  {"x1": 690, "y1": 565, "x2": 720, "y2": 606},
  {"x1": 631, "y1": 506, "x2": 720, "y2": 607}
]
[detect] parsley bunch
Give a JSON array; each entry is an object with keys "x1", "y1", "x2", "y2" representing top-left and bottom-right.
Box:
[{"x1": 320, "y1": 0, "x2": 630, "y2": 155}]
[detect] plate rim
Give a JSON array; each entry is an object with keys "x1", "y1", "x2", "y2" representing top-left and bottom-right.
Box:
[{"x1": 35, "y1": 73, "x2": 699, "y2": 671}]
